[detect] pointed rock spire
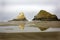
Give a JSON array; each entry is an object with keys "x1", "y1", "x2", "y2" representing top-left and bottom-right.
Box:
[
  {"x1": 11, "y1": 12, "x2": 27, "y2": 21},
  {"x1": 16, "y1": 12, "x2": 25, "y2": 19}
]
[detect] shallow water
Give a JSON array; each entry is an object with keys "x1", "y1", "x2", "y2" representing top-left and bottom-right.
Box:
[
  {"x1": 0, "y1": 22, "x2": 60, "y2": 40},
  {"x1": 0, "y1": 26, "x2": 60, "y2": 33},
  {"x1": 0, "y1": 21, "x2": 60, "y2": 33}
]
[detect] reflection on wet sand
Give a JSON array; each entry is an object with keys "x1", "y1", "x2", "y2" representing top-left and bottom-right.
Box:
[
  {"x1": 18, "y1": 23, "x2": 49, "y2": 31},
  {"x1": 38, "y1": 27, "x2": 49, "y2": 31},
  {"x1": 28, "y1": 23, "x2": 49, "y2": 31},
  {"x1": 18, "y1": 23, "x2": 25, "y2": 30},
  {"x1": 0, "y1": 21, "x2": 60, "y2": 31},
  {"x1": 35, "y1": 23, "x2": 49, "y2": 31}
]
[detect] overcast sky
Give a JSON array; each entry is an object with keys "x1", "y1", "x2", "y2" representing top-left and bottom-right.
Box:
[{"x1": 0, "y1": 0, "x2": 60, "y2": 21}]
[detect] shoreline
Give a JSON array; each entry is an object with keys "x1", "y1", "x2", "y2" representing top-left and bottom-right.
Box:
[{"x1": 0, "y1": 21, "x2": 60, "y2": 28}]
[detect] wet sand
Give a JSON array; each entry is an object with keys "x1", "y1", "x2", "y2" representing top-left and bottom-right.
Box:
[
  {"x1": 0, "y1": 21, "x2": 60, "y2": 40},
  {"x1": 0, "y1": 32, "x2": 60, "y2": 40},
  {"x1": 0, "y1": 21, "x2": 60, "y2": 28}
]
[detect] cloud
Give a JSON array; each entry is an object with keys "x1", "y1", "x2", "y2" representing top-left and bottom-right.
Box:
[{"x1": 0, "y1": 0, "x2": 60, "y2": 21}]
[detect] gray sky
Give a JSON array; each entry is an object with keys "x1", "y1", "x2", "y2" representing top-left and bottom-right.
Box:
[{"x1": 0, "y1": 0, "x2": 60, "y2": 21}]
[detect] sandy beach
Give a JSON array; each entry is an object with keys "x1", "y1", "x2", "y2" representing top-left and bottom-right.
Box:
[
  {"x1": 0, "y1": 32, "x2": 60, "y2": 40},
  {"x1": 0, "y1": 21, "x2": 60, "y2": 40}
]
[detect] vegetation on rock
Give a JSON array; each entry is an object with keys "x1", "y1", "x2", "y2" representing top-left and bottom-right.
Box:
[{"x1": 33, "y1": 10, "x2": 58, "y2": 21}]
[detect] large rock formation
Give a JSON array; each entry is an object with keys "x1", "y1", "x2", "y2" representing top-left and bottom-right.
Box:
[
  {"x1": 33, "y1": 10, "x2": 58, "y2": 21},
  {"x1": 11, "y1": 12, "x2": 27, "y2": 21}
]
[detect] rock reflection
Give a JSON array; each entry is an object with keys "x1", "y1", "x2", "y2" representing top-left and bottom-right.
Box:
[
  {"x1": 18, "y1": 23, "x2": 25, "y2": 30},
  {"x1": 26, "y1": 23, "x2": 49, "y2": 31},
  {"x1": 38, "y1": 27, "x2": 49, "y2": 31},
  {"x1": 18, "y1": 21, "x2": 50, "y2": 31}
]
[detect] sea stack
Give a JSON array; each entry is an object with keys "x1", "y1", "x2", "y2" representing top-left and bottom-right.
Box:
[
  {"x1": 11, "y1": 12, "x2": 27, "y2": 21},
  {"x1": 33, "y1": 10, "x2": 58, "y2": 21}
]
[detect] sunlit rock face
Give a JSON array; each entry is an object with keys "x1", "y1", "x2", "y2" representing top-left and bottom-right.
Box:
[
  {"x1": 11, "y1": 12, "x2": 27, "y2": 21},
  {"x1": 33, "y1": 10, "x2": 58, "y2": 21}
]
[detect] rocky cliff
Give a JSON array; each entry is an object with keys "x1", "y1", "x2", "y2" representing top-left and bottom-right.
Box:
[{"x1": 33, "y1": 10, "x2": 58, "y2": 21}]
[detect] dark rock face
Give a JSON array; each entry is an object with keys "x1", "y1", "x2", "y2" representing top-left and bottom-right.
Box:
[
  {"x1": 33, "y1": 10, "x2": 58, "y2": 21},
  {"x1": 11, "y1": 18, "x2": 27, "y2": 21}
]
